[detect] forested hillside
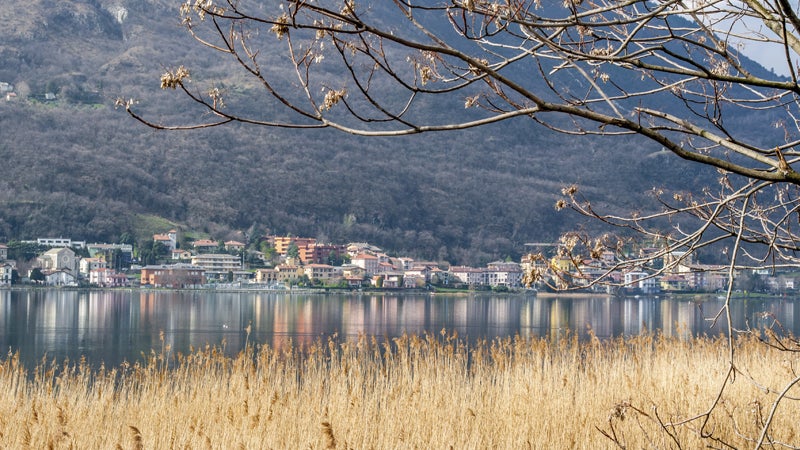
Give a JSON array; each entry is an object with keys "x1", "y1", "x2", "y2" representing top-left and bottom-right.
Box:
[{"x1": 0, "y1": 0, "x2": 729, "y2": 265}]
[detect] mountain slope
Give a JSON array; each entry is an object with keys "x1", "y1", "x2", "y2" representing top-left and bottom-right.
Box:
[{"x1": 0, "y1": 0, "x2": 725, "y2": 265}]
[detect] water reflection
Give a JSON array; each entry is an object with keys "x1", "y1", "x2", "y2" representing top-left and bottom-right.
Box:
[{"x1": 0, "y1": 289, "x2": 797, "y2": 370}]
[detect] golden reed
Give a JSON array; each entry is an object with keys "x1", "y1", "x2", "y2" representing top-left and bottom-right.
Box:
[{"x1": 0, "y1": 331, "x2": 798, "y2": 448}]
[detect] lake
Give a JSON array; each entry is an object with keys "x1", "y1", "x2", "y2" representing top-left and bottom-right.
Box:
[{"x1": 0, "y1": 288, "x2": 797, "y2": 370}]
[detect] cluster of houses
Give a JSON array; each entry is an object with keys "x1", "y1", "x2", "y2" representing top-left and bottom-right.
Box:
[
  {"x1": 0, "y1": 233, "x2": 527, "y2": 291},
  {"x1": 1, "y1": 232, "x2": 798, "y2": 294},
  {"x1": 0, "y1": 239, "x2": 132, "y2": 287},
  {"x1": 143, "y1": 232, "x2": 527, "y2": 290},
  {"x1": 534, "y1": 247, "x2": 798, "y2": 295}
]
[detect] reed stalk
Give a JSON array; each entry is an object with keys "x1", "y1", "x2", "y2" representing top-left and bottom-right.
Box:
[{"x1": 0, "y1": 332, "x2": 798, "y2": 448}]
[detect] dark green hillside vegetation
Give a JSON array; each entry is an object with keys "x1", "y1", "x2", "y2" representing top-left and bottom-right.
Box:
[
  {"x1": 0, "y1": 99, "x2": 712, "y2": 264},
  {"x1": 0, "y1": 0, "x2": 727, "y2": 264}
]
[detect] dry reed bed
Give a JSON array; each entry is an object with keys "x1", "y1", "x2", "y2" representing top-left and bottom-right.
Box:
[{"x1": 0, "y1": 332, "x2": 798, "y2": 448}]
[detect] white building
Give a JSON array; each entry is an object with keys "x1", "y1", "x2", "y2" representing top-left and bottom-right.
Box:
[
  {"x1": 89, "y1": 268, "x2": 129, "y2": 287},
  {"x1": 351, "y1": 253, "x2": 379, "y2": 276},
  {"x1": 153, "y1": 230, "x2": 178, "y2": 252},
  {"x1": 624, "y1": 271, "x2": 660, "y2": 294},
  {"x1": 38, "y1": 248, "x2": 77, "y2": 273},
  {"x1": 0, "y1": 263, "x2": 13, "y2": 285},
  {"x1": 44, "y1": 270, "x2": 76, "y2": 286},
  {"x1": 36, "y1": 238, "x2": 86, "y2": 249},
  {"x1": 486, "y1": 261, "x2": 523, "y2": 288},
  {"x1": 191, "y1": 253, "x2": 244, "y2": 279},
  {"x1": 449, "y1": 266, "x2": 487, "y2": 286},
  {"x1": 80, "y1": 257, "x2": 107, "y2": 277}
]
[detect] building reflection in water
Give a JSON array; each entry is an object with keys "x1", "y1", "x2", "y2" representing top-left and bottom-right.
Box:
[{"x1": 0, "y1": 289, "x2": 798, "y2": 370}]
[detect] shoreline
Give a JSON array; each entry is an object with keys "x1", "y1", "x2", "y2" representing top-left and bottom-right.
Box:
[{"x1": 1, "y1": 284, "x2": 789, "y2": 301}]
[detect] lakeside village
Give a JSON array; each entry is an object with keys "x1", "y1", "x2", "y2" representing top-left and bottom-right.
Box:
[{"x1": 0, "y1": 231, "x2": 796, "y2": 296}]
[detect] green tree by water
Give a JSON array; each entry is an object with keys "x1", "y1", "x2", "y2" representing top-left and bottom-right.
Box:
[{"x1": 29, "y1": 268, "x2": 45, "y2": 284}]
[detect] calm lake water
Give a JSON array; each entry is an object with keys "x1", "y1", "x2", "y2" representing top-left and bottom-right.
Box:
[{"x1": 0, "y1": 288, "x2": 797, "y2": 370}]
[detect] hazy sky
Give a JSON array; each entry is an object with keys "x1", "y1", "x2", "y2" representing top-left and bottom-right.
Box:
[
  {"x1": 721, "y1": 13, "x2": 795, "y2": 77},
  {"x1": 735, "y1": 34, "x2": 794, "y2": 77}
]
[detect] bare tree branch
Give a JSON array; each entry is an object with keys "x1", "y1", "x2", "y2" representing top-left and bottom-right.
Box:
[{"x1": 124, "y1": 1, "x2": 800, "y2": 445}]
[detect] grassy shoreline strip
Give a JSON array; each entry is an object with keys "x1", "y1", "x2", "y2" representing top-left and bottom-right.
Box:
[{"x1": 0, "y1": 332, "x2": 798, "y2": 448}]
